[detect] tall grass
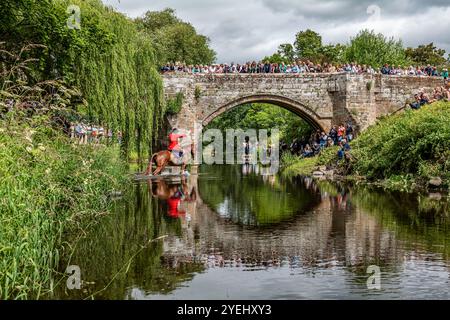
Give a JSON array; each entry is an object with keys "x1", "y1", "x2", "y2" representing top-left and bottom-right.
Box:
[{"x1": 0, "y1": 116, "x2": 128, "y2": 299}]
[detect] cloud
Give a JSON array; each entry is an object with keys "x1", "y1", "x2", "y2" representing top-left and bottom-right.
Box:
[{"x1": 102, "y1": 0, "x2": 450, "y2": 63}]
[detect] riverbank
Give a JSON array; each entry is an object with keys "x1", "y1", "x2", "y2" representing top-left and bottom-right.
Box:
[
  {"x1": 282, "y1": 101, "x2": 450, "y2": 192},
  {"x1": 0, "y1": 116, "x2": 128, "y2": 299}
]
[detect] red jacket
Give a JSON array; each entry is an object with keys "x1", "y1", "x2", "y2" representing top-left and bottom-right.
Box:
[
  {"x1": 168, "y1": 133, "x2": 186, "y2": 150},
  {"x1": 167, "y1": 197, "x2": 186, "y2": 218}
]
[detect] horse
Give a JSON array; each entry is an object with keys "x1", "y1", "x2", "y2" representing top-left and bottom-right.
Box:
[
  {"x1": 148, "y1": 177, "x2": 197, "y2": 202},
  {"x1": 145, "y1": 143, "x2": 195, "y2": 176}
]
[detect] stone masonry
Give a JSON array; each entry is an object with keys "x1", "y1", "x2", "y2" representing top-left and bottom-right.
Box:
[{"x1": 163, "y1": 73, "x2": 444, "y2": 135}]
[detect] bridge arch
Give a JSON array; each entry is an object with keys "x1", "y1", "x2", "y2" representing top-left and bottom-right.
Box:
[{"x1": 201, "y1": 94, "x2": 327, "y2": 131}]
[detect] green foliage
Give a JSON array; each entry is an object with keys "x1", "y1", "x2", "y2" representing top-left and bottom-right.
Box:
[
  {"x1": 294, "y1": 29, "x2": 323, "y2": 60},
  {"x1": 282, "y1": 146, "x2": 339, "y2": 177},
  {"x1": 277, "y1": 43, "x2": 295, "y2": 62},
  {"x1": 165, "y1": 92, "x2": 184, "y2": 115},
  {"x1": 194, "y1": 86, "x2": 202, "y2": 102},
  {"x1": 405, "y1": 43, "x2": 447, "y2": 67},
  {"x1": 262, "y1": 53, "x2": 290, "y2": 64},
  {"x1": 205, "y1": 103, "x2": 313, "y2": 143},
  {"x1": 345, "y1": 29, "x2": 409, "y2": 68},
  {"x1": 0, "y1": 0, "x2": 165, "y2": 158},
  {"x1": 136, "y1": 8, "x2": 216, "y2": 65},
  {"x1": 318, "y1": 43, "x2": 347, "y2": 64},
  {"x1": 349, "y1": 102, "x2": 450, "y2": 186},
  {"x1": 282, "y1": 156, "x2": 319, "y2": 177},
  {"x1": 264, "y1": 29, "x2": 346, "y2": 64},
  {"x1": 0, "y1": 116, "x2": 128, "y2": 299},
  {"x1": 317, "y1": 146, "x2": 340, "y2": 166}
]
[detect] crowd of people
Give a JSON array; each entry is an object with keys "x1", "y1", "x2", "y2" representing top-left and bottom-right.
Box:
[
  {"x1": 282, "y1": 121, "x2": 354, "y2": 160},
  {"x1": 161, "y1": 61, "x2": 449, "y2": 77},
  {"x1": 70, "y1": 123, "x2": 122, "y2": 145},
  {"x1": 409, "y1": 83, "x2": 450, "y2": 109}
]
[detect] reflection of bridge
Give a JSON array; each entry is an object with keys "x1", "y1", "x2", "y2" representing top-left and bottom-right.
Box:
[
  {"x1": 163, "y1": 73, "x2": 443, "y2": 134},
  {"x1": 159, "y1": 174, "x2": 403, "y2": 271}
]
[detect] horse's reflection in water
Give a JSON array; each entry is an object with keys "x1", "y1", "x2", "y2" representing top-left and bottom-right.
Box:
[{"x1": 148, "y1": 177, "x2": 197, "y2": 219}]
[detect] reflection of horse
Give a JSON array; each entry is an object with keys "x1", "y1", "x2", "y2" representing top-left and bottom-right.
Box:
[
  {"x1": 148, "y1": 178, "x2": 197, "y2": 219},
  {"x1": 148, "y1": 178, "x2": 197, "y2": 202},
  {"x1": 145, "y1": 143, "x2": 195, "y2": 176}
]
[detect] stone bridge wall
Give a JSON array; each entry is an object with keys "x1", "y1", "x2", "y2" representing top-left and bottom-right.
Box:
[{"x1": 162, "y1": 73, "x2": 444, "y2": 134}]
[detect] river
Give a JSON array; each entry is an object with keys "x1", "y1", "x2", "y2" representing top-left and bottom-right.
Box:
[{"x1": 54, "y1": 165, "x2": 450, "y2": 300}]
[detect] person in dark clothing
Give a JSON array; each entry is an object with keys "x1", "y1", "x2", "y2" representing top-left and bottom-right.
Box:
[
  {"x1": 409, "y1": 94, "x2": 422, "y2": 110},
  {"x1": 337, "y1": 139, "x2": 351, "y2": 160}
]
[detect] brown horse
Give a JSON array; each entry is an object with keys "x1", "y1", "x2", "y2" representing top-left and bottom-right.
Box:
[
  {"x1": 147, "y1": 177, "x2": 197, "y2": 202},
  {"x1": 145, "y1": 143, "x2": 194, "y2": 176}
]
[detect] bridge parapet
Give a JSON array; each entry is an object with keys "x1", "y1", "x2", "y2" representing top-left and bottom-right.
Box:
[{"x1": 162, "y1": 73, "x2": 444, "y2": 135}]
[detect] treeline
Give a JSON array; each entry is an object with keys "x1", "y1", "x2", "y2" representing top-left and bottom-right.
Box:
[
  {"x1": 0, "y1": 1, "x2": 215, "y2": 158},
  {"x1": 264, "y1": 29, "x2": 450, "y2": 69}
]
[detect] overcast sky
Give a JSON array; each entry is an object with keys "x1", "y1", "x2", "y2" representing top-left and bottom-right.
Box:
[{"x1": 102, "y1": 0, "x2": 450, "y2": 63}]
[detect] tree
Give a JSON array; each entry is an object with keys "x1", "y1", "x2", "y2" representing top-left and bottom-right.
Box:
[
  {"x1": 277, "y1": 43, "x2": 295, "y2": 62},
  {"x1": 136, "y1": 8, "x2": 216, "y2": 65},
  {"x1": 294, "y1": 29, "x2": 322, "y2": 60},
  {"x1": 345, "y1": 29, "x2": 408, "y2": 68},
  {"x1": 405, "y1": 43, "x2": 447, "y2": 66},
  {"x1": 318, "y1": 44, "x2": 347, "y2": 64},
  {"x1": 135, "y1": 8, "x2": 180, "y2": 32},
  {"x1": 262, "y1": 53, "x2": 290, "y2": 64}
]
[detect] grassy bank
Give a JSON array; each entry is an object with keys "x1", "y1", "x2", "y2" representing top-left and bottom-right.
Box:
[
  {"x1": 0, "y1": 116, "x2": 128, "y2": 299},
  {"x1": 283, "y1": 101, "x2": 450, "y2": 190}
]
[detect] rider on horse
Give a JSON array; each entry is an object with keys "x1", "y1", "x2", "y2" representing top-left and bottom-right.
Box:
[
  {"x1": 144, "y1": 128, "x2": 190, "y2": 176},
  {"x1": 168, "y1": 128, "x2": 186, "y2": 158}
]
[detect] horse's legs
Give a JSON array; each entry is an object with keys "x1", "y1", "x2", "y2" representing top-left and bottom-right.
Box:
[
  {"x1": 153, "y1": 166, "x2": 162, "y2": 176},
  {"x1": 145, "y1": 162, "x2": 153, "y2": 176},
  {"x1": 153, "y1": 161, "x2": 167, "y2": 176}
]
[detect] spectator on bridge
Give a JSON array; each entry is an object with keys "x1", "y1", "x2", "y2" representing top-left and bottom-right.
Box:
[{"x1": 160, "y1": 61, "x2": 444, "y2": 79}]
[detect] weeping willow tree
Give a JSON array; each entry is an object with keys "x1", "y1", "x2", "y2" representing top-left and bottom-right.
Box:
[{"x1": 0, "y1": 0, "x2": 165, "y2": 158}]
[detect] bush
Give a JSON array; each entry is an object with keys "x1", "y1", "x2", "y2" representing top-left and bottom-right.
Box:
[{"x1": 349, "y1": 101, "x2": 450, "y2": 186}]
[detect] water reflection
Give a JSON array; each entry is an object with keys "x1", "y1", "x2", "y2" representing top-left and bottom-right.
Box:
[{"x1": 54, "y1": 165, "x2": 450, "y2": 300}]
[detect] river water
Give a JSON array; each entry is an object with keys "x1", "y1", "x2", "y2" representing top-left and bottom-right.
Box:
[{"x1": 54, "y1": 165, "x2": 450, "y2": 300}]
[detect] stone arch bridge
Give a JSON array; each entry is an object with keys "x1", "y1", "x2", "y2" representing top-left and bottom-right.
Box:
[{"x1": 163, "y1": 73, "x2": 443, "y2": 134}]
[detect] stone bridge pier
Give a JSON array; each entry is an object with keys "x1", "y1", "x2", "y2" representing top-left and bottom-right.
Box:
[{"x1": 162, "y1": 72, "x2": 443, "y2": 136}]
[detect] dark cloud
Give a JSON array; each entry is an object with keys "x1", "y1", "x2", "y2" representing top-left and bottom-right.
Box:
[{"x1": 102, "y1": 0, "x2": 450, "y2": 62}]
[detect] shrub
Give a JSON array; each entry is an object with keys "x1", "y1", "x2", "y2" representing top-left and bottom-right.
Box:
[{"x1": 349, "y1": 101, "x2": 450, "y2": 186}]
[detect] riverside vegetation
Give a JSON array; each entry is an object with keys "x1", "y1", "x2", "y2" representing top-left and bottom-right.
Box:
[
  {"x1": 282, "y1": 101, "x2": 450, "y2": 191},
  {"x1": 0, "y1": 0, "x2": 214, "y2": 299}
]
